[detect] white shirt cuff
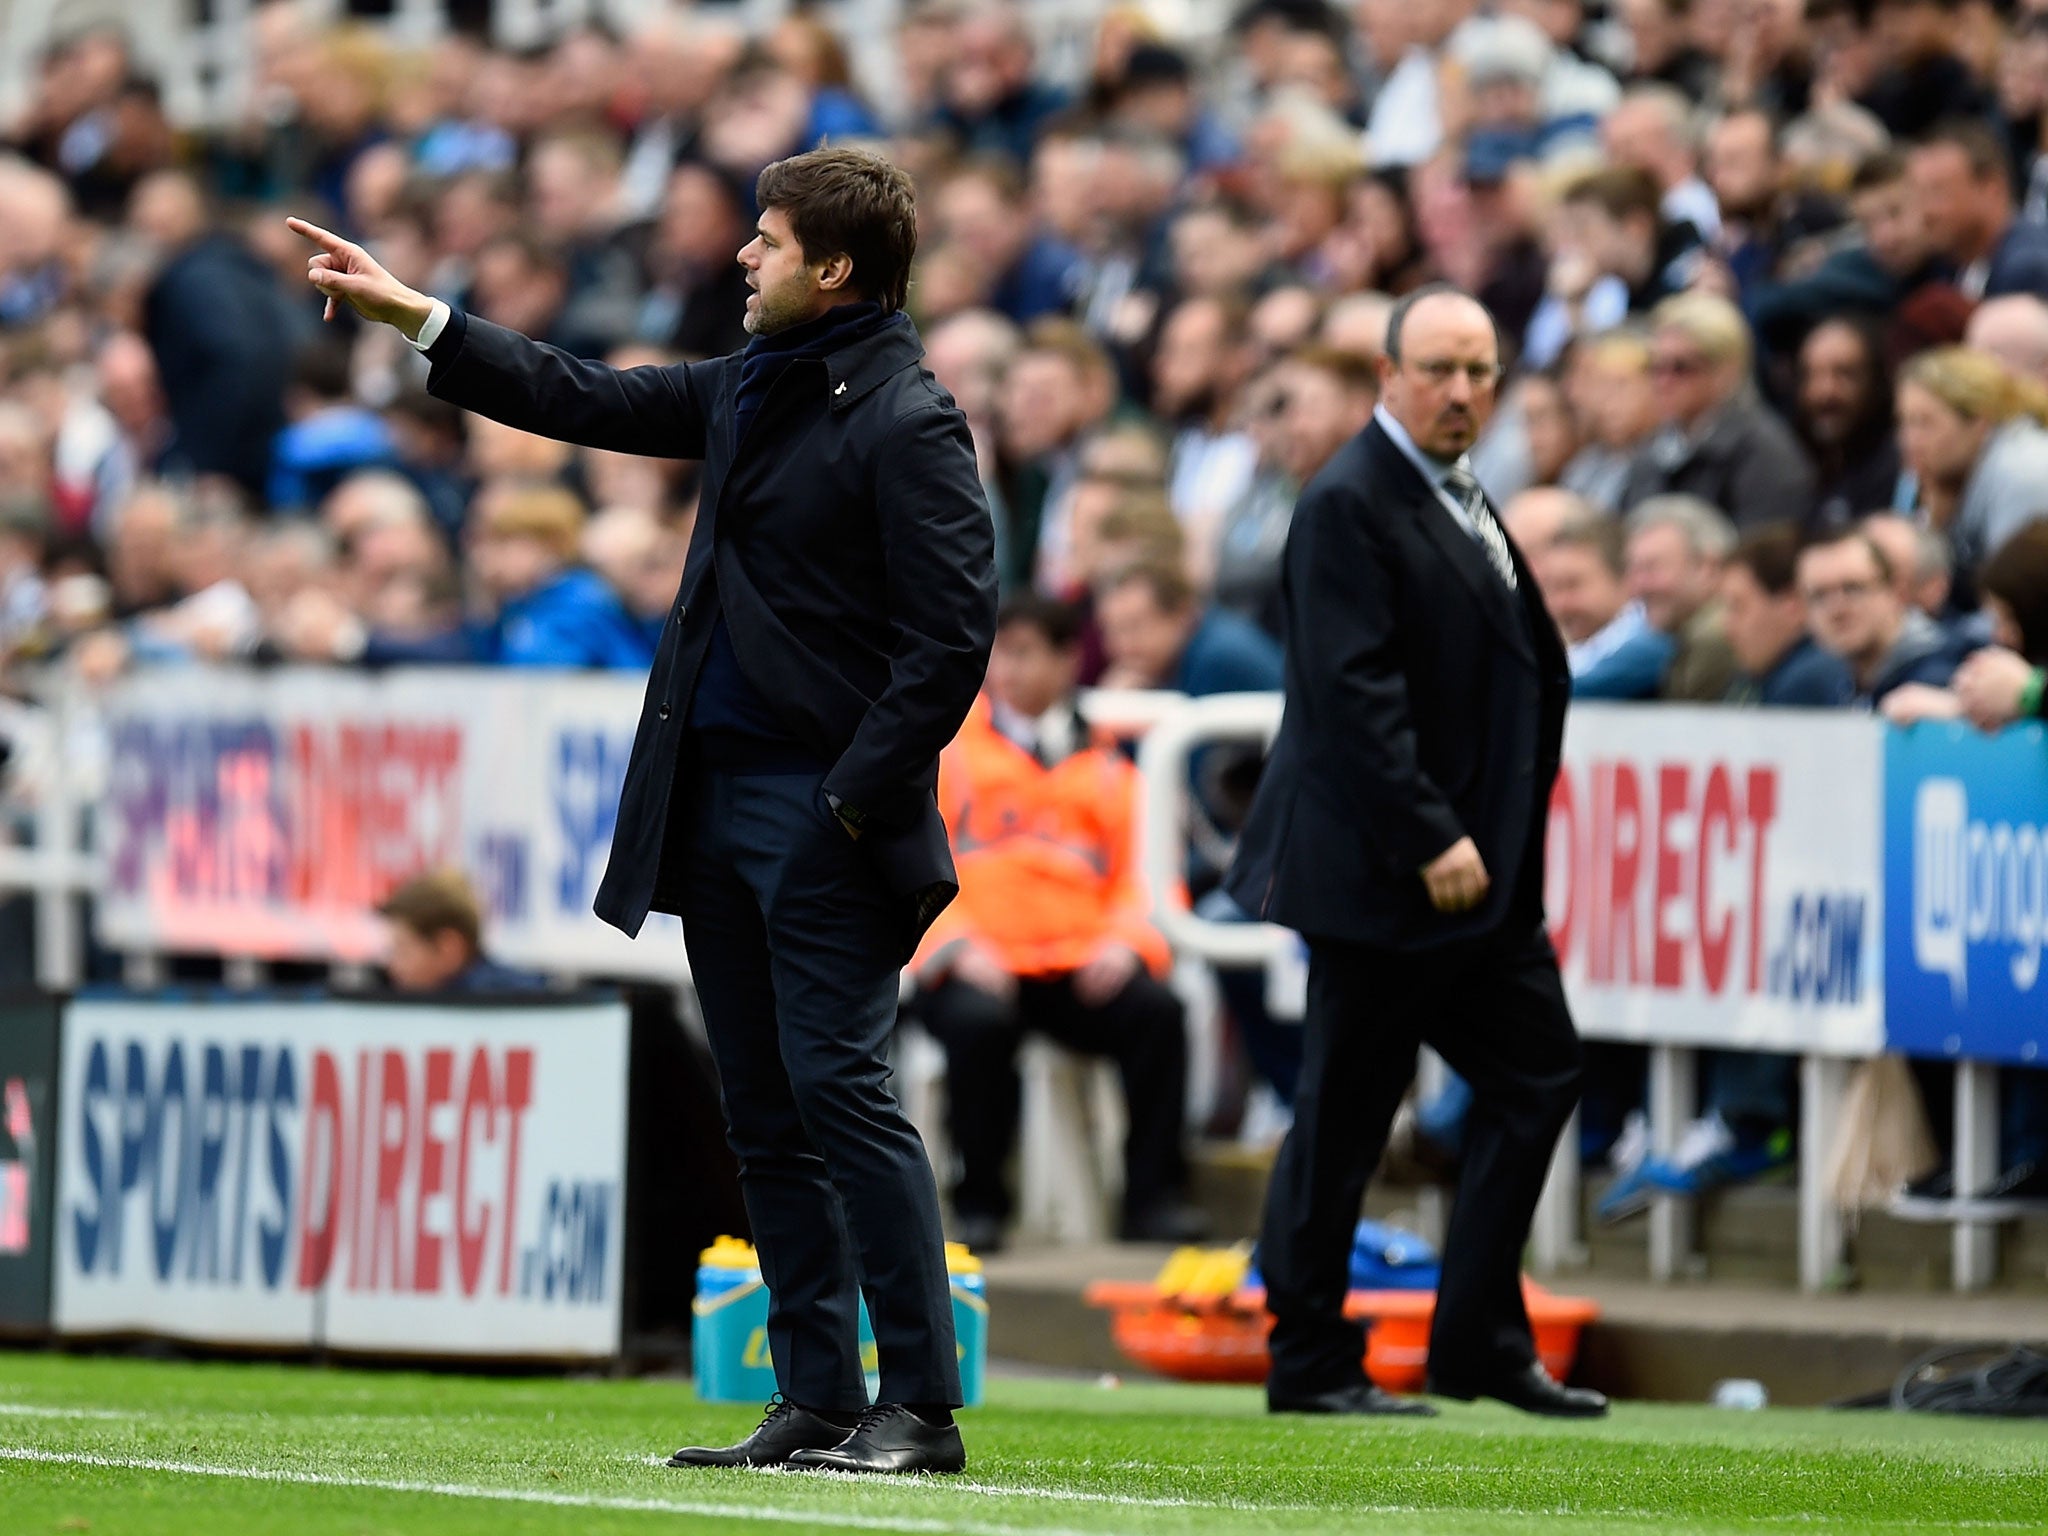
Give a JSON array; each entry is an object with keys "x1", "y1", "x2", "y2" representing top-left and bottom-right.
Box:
[{"x1": 409, "y1": 299, "x2": 450, "y2": 353}]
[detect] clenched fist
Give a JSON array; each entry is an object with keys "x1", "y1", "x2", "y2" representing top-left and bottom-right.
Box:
[{"x1": 1422, "y1": 836, "x2": 1491, "y2": 914}]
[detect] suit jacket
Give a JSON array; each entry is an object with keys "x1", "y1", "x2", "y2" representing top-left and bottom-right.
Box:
[
  {"x1": 1224, "y1": 420, "x2": 1570, "y2": 950},
  {"x1": 423, "y1": 309, "x2": 998, "y2": 956}
]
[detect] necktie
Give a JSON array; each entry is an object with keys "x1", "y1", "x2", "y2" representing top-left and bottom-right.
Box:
[{"x1": 1443, "y1": 463, "x2": 1518, "y2": 591}]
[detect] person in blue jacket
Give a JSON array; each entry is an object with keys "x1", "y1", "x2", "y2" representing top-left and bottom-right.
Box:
[
  {"x1": 1096, "y1": 558, "x2": 1284, "y2": 697},
  {"x1": 467, "y1": 482, "x2": 654, "y2": 670}
]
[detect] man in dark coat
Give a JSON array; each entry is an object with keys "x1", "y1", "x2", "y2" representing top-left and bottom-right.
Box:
[
  {"x1": 1227, "y1": 285, "x2": 1606, "y2": 1421},
  {"x1": 290, "y1": 146, "x2": 996, "y2": 1477}
]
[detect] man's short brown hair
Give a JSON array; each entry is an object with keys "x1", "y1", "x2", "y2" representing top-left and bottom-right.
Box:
[
  {"x1": 756, "y1": 146, "x2": 920, "y2": 314},
  {"x1": 1561, "y1": 164, "x2": 1663, "y2": 224},
  {"x1": 1729, "y1": 522, "x2": 1805, "y2": 597},
  {"x1": 1105, "y1": 557, "x2": 1195, "y2": 614},
  {"x1": 377, "y1": 867, "x2": 482, "y2": 956}
]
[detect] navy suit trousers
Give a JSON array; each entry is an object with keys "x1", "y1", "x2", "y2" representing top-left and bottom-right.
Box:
[{"x1": 677, "y1": 763, "x2": 961, "y2": 1409}]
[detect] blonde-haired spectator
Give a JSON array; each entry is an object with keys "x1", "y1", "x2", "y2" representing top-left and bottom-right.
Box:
[
  {"x1": 1621, "y1": 291, "x2": 1816, "y2": 527},
  {"x1": 1896, "y1": 346, "x2": 2048, "y2": 601}
]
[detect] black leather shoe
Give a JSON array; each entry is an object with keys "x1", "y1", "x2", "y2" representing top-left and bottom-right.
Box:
[
  {"x1": 667, "y1": 1397, "x2": 854, "y2": 1467},
  {"x1": 1268, "y1": 1382, "x2": 1439, "y2": 1417},
  {"x1": 1431, "y1": 1364, "x2": 1609, "y2": 1418},
  {"x1": 786, "y1": 1404, "x2": 966, "y2": 1475}
]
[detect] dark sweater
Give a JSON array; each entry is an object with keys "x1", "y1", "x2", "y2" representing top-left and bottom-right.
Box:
[{"x1": 688, "y1": 302, "x2": 906, "y2": 767}]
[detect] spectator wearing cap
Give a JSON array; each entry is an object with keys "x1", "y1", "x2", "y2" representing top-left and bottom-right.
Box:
[
  {"x1": 1895, "y1": 346, "x2": 2048, "y2": 606},
  {"x1": 1798, "y1": 526, "x2": 1968, "y2": 705},
  {"x1": 931, "y1": 159, "x2": 1086, "y2": 326},
  {"x1": 466, "y1": 482, "x2": 654, "y2": 669},
  {"x1": 378, "y1": 867, "x2": 543, "y2": 993},
  {"x1": 1622, "y1": 293, "x2": 1816, "y2": 527},
  {"x1": 1909, "y1": 119, "x2": 2048, "y2": 302},
  {"x1": 1522, "y1": 166, "x2": 1706, "y2": 368},
  {"x1": 1624, "y1": 493, "x2": 1740, "y2": 701},
  {"x1": 1795, "y1": 317, "x2": 1906, "y2": 532},
  {"x1": 1721, "y1": 523, "x2": 1855, "y2": 705},
  {"x1": 1965, "y1": 294, "x2": 2048, "y2": 389}
]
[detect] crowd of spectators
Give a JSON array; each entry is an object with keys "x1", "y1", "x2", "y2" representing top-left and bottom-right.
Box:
[{"x1": 4, "y1": 0, "x2": 2048, "y2": 1205}]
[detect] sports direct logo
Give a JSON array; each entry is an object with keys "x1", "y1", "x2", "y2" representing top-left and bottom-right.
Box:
[
  {"x1": 1914, "y1": 778, "x2": 2048, "y2": 1006},
  {"x1": 66, "y1": 1036, "x2": 612, "y2": 1306}
]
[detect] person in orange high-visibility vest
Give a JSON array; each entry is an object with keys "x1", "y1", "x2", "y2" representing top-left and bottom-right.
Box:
[{"x1": 910, "y1": 593, "x2": 1208, "y2": 1254}]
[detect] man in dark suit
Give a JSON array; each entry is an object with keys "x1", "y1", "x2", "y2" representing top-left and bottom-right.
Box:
[
  {"x1": 291, "y1": 146, "x2": 996, "y2": 1475},
  {"x1": 1226, "y1": 285, "x2": 1607, "y2": 1420}
]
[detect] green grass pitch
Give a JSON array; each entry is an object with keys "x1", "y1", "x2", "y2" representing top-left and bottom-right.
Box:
[{"x1": 1, "y1": 1352, "x2": 2043, "y2": 1535}]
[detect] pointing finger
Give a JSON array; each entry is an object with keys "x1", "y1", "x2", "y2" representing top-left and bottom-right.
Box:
[{"x1": 286, "y1": 216, "x2": 350, "y2": 255}]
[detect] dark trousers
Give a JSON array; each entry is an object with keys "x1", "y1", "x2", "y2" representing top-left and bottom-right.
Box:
[
  {"x1": 1260, "y1": 919, "x2": 1582, "y2": 1398},
  {"x1": 678, "y1": 765, "x2": 961, "y2": 1410},
  {"x1": 917, "y1": 970, "x2": 1189, "y2": 1224}
]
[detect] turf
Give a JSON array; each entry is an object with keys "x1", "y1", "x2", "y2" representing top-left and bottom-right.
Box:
[{"x1": 1, "y1": 1352, "x2": 2043, "y2": 1535}]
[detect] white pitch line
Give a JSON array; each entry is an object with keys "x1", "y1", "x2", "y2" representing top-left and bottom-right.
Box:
[
  {"x1": 0, "y1": 1446, "x2": 1109, "y2": 1536},
  {"x1": 637, "y1": 1455, "x2": 1382, "y2": 1515}
]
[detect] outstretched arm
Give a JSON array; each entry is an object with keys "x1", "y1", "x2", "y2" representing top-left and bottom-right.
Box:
[{"x1": 287, "y1": 217, "x2": 708, "y2": 459}]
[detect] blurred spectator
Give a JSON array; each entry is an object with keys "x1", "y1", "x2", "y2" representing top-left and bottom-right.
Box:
[
  {"x1": 1152, "y1": 295, "x2": 1259, "y2": 568},
  {"x1": 583, "y1": 504, "x2": 692, "y2": 653},
  {"x1": 130, "y1": 170, "x2": 308, "y2": 497},
  {"x1": 1603, "y1": 83, "x2": 1720, "y2": 242},
  {"x1": 378, "y1": 867, "x2": 542, "y2": 993},
  {"x1": 269, "y1": 342, "x2": 397, "y2": 511},
  {"x1": 1947, "y1": 521, "x2": 2048, "y2": 729},
  {"x1": 1895, "y1": 347, "x2": 2048, "y2": 603},
  {"x1": 465, "y1": 482, "x2": 652, "y2": 669},
  {"x1": 931, "y1": 158, "x2": 1086, "y2": 324},
  {"x1": 911, "y1": 594, "x2": 1204, "y2": 1252},
  {"x1": 1097, "y1": 559, "x2": 1284, "y2": 695},
  {"x1": 1963, "y1": 293, "x2": 2048, "y2": 387},
  {"x1": 1799, "y1": 525, "x2": 1967, "y2": 704},
  {"x1": 1560, "y1": 329, "x2": 1658, "y2": 510},
  {"x1": 1859, "y1": 0, "x2": 1994, "y2": 140},
  {"x1": 1623, "y1": 493, "x2": 1740, "y2": 700},
  {"x1": 1860, "y1": 511, "x2": 1956, "y2": 622},
  {"x1": 933, "y1": 3, "x2": 1070, "y2": 164},
  {"x1": 1750, "y1": 151, "x2": 1944, "y2": 360},
  {"x1": 1540, "y1": 501, "x2": 1676, "y2": 697},
  {"x1": 1908, "y1": 119, "x2": 2048, "y2": 301},
  {"x1": 637, "y1": 161, "x2": 753, "y2": 359},
  {"x1": 1796, "y1": 316, "x2": 1904, "y2": 532},
  {"x1": 1213, "y1": 346, "x2": 1375, "y2": 635},
  {"x1": 1622, "y1": 292, "x2": 1816, "y2": 527},
  {"x1": 1722, "y1": 523, "x2": 1856, "y2": 704},
  {"x1": 996, "y1": 322, "x2": 1122, "y2": 593},
  {"x1": 1523, "y1": 165, "x2": 1705, "y2": 366}
]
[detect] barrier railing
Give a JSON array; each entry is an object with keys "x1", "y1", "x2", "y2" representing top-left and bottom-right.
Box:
[{"x1": 1, "y1": 667, "x2": 2038, "y2": 1291}]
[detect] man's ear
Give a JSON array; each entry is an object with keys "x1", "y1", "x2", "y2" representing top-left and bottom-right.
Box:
[{"x1": 817, "y1": 252, "x2": 855, "y2": 293}]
